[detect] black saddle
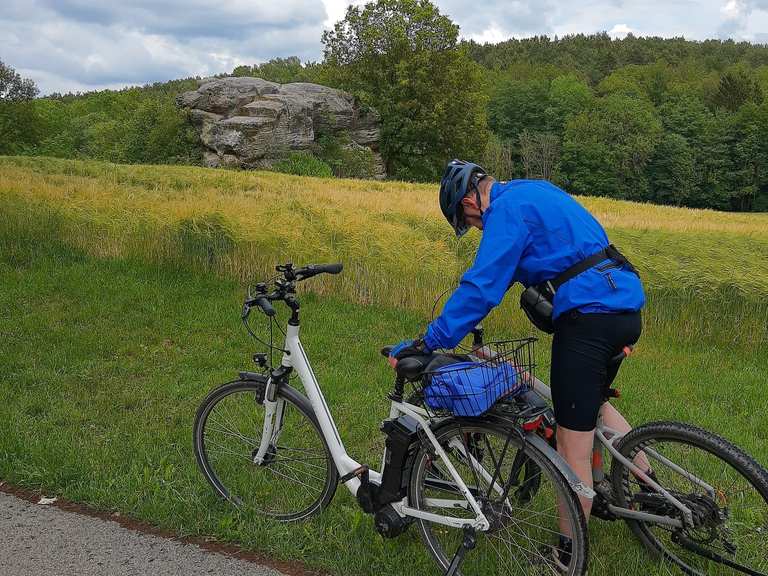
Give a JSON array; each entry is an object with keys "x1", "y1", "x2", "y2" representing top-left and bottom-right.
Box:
[{"x1": 380, "y1": 346, "x2": 469, "y2": 381}]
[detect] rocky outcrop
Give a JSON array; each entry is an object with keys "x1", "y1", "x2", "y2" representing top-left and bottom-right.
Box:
[{"x1": 177, "y1": 77, "x2": 384, "y2": 177}]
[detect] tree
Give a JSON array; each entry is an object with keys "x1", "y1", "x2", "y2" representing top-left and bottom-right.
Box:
[
  {"x1": 322, "y1": 0, "x2": 488, "y2": 181},
  {"x1": 232, "y1": 57, "x2": 324, "y2": 84},
  {"x1": 648, "y1": 133, "x2": 695, "y2": 206},
  {"x1": 488, "y1": 79, "x2": 550, "y2": 141},
  {"x1": 0, "y1": 60, "x2": 38, "y2": 102},
  {"x1": 712, "y1": 68, "x2": 763, "y2": 112},
  {"x1": 0, "y1": 60, "x2": 40, "y2": 154},
  {"x1": 561, "y1": 93, "x2": 662, "y2": 200},
  {"x1": 518, "y1": 130, "x2": 560, "y2": 180},
  {"x1": 544, "y1": 74, "x2": 593, "y2": 134}
]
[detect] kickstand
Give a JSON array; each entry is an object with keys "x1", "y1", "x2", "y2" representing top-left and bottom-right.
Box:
[{"x1": 443, "y1": 526, "x2": 477, "y2": 576}]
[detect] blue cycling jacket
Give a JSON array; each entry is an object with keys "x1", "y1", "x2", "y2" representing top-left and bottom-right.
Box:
[{"x1": 424, "y1": 180, "x2": 645, "y2": 351}]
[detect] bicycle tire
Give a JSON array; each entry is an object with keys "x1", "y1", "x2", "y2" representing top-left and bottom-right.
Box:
[
  {"x1": 409, "y1": 419, "x2": 589, "y2": 576},
  {"x1": 193, "y1": 380, "x2": 338, "y2": 522},
  {"x1": 610, "y1": 420, "x2": 768, "y2": 576}
]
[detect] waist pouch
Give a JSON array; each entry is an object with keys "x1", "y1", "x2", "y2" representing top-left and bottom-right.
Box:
[{"x1": 520, "y1": 244, "x2": 638, "y2": 334}]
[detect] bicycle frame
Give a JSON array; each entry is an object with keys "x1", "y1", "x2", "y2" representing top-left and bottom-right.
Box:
[
  {"x1": 254, "y1": 322, "x2": 496, "y2": 531},
  {"x1": 531, "y1": 380, "x2": 700, "y2": 529}
]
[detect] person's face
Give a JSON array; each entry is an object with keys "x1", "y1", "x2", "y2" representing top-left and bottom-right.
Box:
[{"x1": 461, "y1": 193, "x2": 483, "y2": 230}]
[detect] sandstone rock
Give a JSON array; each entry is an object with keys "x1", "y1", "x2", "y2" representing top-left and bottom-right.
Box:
[{"x1": 178, "y1": 76, "x2": 384, "y2": 177}]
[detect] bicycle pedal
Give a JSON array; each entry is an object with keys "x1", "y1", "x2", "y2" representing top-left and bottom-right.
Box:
[
  {"x1": 340, "y1": 465, "x2": 369, "y2": 485},
  {"x1": 591, "y1": 481, "x2": 617, "y2": 521}
]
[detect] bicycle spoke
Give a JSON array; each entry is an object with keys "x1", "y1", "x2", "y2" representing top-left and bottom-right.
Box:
[
  {"x1": 414, "y1": 423, "x2": 585, "y2": 576},
  {"x1": 194, "y1": 384, "x2": 334, "y2": 521}
]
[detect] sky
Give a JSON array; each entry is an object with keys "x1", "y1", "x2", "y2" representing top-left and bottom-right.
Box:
[{"x1": 2, "y1": 0, "x2": 768, "y2": 95}]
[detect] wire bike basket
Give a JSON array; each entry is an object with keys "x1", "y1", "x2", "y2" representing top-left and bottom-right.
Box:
[{"x1": 417, "y1": 337, "x2": 537, "y2": 418}]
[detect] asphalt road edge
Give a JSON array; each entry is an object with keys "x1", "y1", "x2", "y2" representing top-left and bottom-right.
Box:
[{"x1": 0, "y1": 480, "x2": 327, "y2": 576}]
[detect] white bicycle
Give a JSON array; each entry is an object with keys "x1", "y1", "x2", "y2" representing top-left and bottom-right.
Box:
[
  {"x1": 193, "y1": 263, "x2": 768, "y2": 576},
  {"x1": 193, "y1": 262, "x2": 591, "y2": 575}
]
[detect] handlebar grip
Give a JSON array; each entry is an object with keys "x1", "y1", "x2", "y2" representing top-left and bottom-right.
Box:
[
  {"x1": 308, "y1": 262, "x2": 343, "y2": 275},
  {"x1": 255, "y1": 296, "x2": 276, "y2": 317},
  {"x1": 297, "y1": 262, "x2": 343, "y2": 280}
]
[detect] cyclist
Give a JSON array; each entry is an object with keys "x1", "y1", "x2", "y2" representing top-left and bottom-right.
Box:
[{"x1": 389, "y1": 159, "x2": 646, "y2": 569}]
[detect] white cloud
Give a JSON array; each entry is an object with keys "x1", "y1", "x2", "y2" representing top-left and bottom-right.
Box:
[
  {"x1": 1, "y1": 1, "x2": 329, "y2": 94},
  {"x1": 721, "y1": 0, "x2": 745, "y2": 18},
  {"x1": 608, "y1": 23, "x2": 634, "y2": 38},
  {"x1": 2, "y1": 0, "x2": 765, "y2": 95},
  {"x1": 469, "y1": 24, "x2": 511, "y2": 44}
]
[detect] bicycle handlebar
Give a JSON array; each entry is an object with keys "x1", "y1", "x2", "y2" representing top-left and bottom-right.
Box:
[{"x1": 243, "y1": 262, "x2": 344, "y2": 319}]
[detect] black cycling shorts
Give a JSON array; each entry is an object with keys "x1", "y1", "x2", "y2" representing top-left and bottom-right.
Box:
[{"x1": 550, "y1": 310, "x2": 642, "y2": 432}]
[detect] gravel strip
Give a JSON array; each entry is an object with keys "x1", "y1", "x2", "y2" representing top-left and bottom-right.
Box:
[{"x1": 0, "y1": 491, "x2": 288, "y2": 576}]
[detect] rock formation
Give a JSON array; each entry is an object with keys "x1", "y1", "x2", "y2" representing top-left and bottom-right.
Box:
[{"x1": 177, "y1": 77, "x2": 384, "y2": 176}]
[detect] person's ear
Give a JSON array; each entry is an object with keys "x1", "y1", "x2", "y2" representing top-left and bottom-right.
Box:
[{"x1": 461, "y1": 196, "x2": 476, "y2": 209}]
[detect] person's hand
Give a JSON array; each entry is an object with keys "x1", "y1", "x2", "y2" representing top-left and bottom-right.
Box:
[{"x1": 388, "y1": 337, "x2": 432, "y2": 369}]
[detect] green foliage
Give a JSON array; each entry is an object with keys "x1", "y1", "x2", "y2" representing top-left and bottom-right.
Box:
[
  {"x1": 0, "y1": 77, "x2": 201, "y2": 165},
  {"x1": 466, "y1": 33, "x2": 768, "y2": 84},
  {"x1": 561, "y1": 94, "x2": 662, "y2": 200},
  {"x1": 488, "y1": 79, "x2": 550, "y2": 141},
  {"x1": 648, "y1": 133, "x2": 695, "y2": 206},
  {"x1": 315, "y1": 133, "x2": 378, "y2": 179},
  {"x1": 544, "y1": 74, "x2": 593, "y2": 133},
  {"x1": 0, "y1": 60, "x2": 40, "y2": 155},
  {"x1": 231, "y1": 57, "x2": 324, "y2": 84},
  {"x1": 0, "y1": 60, "x2": 38, "y2": 102},
  {"x1": 4, "y1": 30, "x2": 768, "y2": 210},
  {"x1": 322, "y1": 0, "x2": 488, "y2": 181},
  {"x1": 272, "y1": 151, "x2": 334, "y2": 178},
  {"x1": 712, "y1": 67, "x2": 763, "y2": 112}
]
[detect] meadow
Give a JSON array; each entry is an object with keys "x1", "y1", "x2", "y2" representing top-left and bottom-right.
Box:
[{"x1": 1, "y1": 156, "x2": 767, "y2": 575}]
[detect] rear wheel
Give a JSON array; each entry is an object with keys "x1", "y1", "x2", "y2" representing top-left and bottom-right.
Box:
[
  {"x1": 409, "y1": 419, "x2": 588, "y2": 575},
  {"x1": 611, "y1": 421, "x2": 768, "y2": 575},
  {"x1": 193, "y1": 380, "x2": 338, "y2": 521}
]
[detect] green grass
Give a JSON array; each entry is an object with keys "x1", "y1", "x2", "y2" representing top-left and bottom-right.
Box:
[
  {"x1": 2, "y1": 156, "x2": 767, "y2": 574},
  {"x1": 1, "y1": 236, "x2": 766, "y2": 576}
]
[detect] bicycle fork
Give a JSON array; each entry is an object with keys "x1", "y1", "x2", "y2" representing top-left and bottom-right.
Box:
[{"x1": 253, "y1": 379, "x2": 286, "y2": 465}]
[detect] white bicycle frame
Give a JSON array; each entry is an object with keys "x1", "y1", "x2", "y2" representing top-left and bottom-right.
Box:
[{"x1": 252, "y1": 322, "x2": 513, "y2": 531}]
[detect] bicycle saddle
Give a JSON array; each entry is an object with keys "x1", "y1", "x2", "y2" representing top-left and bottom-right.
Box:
[
  {"x1": 380, "y1": 345, "x2": 435, "y2": 380},
  {"x1": 394, "y1": 355, "x2": 434, "y2": 381}
]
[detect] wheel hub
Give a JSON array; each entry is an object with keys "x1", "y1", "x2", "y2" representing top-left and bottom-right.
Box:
[{"x1": 251, "y1": 444, "x2": 277, "y2": 466}]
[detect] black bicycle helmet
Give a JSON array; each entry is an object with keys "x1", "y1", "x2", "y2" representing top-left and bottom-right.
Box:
[{"x1": 439, "y1": 159, "x2": 488, "y2": 237}]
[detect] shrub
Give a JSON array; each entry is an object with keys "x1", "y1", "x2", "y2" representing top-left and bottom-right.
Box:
[
  {"x1": 316, "y1": 133, "x2": 377, "y2": 179},
  {"x1": 271, "y1": 152, "x2": 334, "y2": 177}
]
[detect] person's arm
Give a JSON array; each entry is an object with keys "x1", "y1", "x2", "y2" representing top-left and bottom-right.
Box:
[{"x1": 424, "y1": 201, "x2": 529, "y2": 350}]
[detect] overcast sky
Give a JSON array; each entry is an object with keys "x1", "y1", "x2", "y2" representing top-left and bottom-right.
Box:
[{"x1": 2, "y1": 0, "x2": 768, "y2": 95}]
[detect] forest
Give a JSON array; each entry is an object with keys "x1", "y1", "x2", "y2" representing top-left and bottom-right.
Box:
[{"x1": 2, "y1": 0, "x2": 768, "y2": 211}]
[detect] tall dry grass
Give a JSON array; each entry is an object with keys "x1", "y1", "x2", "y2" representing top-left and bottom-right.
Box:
[{"x1": 2, "y1": 156, "x2": 767, "y2": 347}]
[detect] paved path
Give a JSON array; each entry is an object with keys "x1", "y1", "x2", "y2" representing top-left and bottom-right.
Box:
[{"x1": 0, "y1": 491, "x2": 288, "y2": 576}]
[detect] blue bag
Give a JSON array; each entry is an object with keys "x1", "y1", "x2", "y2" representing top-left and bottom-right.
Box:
[{"x1": 424, "y1": 361, "x2": 523, "y2": 417}]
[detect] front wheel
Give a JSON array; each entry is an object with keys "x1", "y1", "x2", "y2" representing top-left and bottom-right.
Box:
[
  {"x1": 193, "y1": 380, "x2": 338, "y2": 521},
  {"x1": 409, "y1": 419, "x2": 588, "y2": 576},
  {"x1": 610, "y1": 421, "x2": 768, "y2": 575}
]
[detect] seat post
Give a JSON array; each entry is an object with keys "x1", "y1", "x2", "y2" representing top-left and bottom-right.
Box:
[{"x1": 389, "y1": 376, "x2": 405, "y2": 402}]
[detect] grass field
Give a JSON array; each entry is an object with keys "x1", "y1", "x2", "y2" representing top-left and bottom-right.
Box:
[{"x1": 1, "y1": 156, "x2": 767, "y2": 575}]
